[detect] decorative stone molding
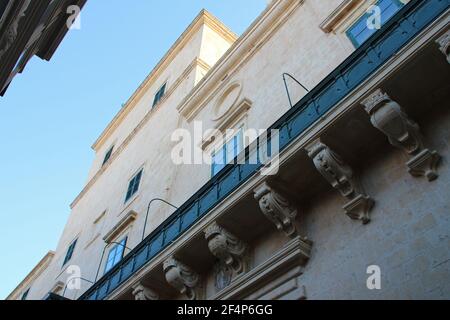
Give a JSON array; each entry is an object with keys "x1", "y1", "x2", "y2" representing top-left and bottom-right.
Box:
[
  {"x1": 204, "y1": 222, "x2": 249, "y2": 290},
  {"x1": 253, "y1": 182, "x2": 298, "y2": 237},
  {"x1": 0, "y1": 0, "x2": 31, "y2": 59},
  {"x1": 201, "y1": 98, "x2": 252, "y2": 151},
  {"x1": 361, "y1": 89, "x2": 441, "y2": 181},
  {"x1": 103, "y1": 211, "x2": 137, "y2": 243},
  {"x1": 163, "y1": 257, "x2": 202, "y2": 300},
  {"x1": 131, "y1": 283, "x2": 159, "y2": 301},
  {"x1": 212, "y1": 236, "x2": 312, "y2": 300},
  {"x1": 6, "y1": 251, "x2": 55, "y2": 300},
  {"x1": 436, "y1": 30, "x2": 450, "y2": 64},
  {"x1": 306, "y1": 140, "x2": 373, "y2": 224},
  {"x1": 319, "y1": 0, "x2": 359, "y2": 33},
  {"x1": 212, "y1": 81, "x2": 243, "y2": 121}
]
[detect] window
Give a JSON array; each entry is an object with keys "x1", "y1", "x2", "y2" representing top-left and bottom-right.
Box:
[
  {"x1": 211, "y1": 130, "x2": 243, "y2": 177},
  {"x1": 62, "y1": 239, "x2": 78, "y2": 266},
  {"x1": 104, "y1": 237, "x2": 128, "y2": 273},
  {"x1": 152, "y1": 83, "x2": 166, "y2": 108},
  {"x1": 102, "y1": 146, "x2": 114, "y2": 166},
  {"x1": 346, "y1": 0, "x2": 404, "y2": 48},
  {"x1": 21, "y1": 288, "x2": 30, "y2": 300},
  {"x1": 125, "y1": 169, "x2": 143, "y2": 203}
]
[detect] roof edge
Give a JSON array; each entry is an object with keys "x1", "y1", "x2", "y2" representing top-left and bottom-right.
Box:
[
  {"x1": 91, "y1": 9, "x2": 237, "y2": 152},
  {"x1": 6, "y1": 251, "x2": 55, "y2": 300}
]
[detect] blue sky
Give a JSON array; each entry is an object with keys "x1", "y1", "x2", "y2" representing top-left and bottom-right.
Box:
[{"x1": 0, "y1": 0, "x2": 266, "y2": 299}]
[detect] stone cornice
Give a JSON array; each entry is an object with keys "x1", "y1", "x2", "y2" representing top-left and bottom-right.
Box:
[
  {"x1": 91, "y1": 9, "x2": 237, "y2": 152},
  {"x1": 103, "y1": 211, "x2": 137, "y2": 243},
  {"x1": 319, "y1": 0, "x2": 361, "y2": 33},
  {"x1": 71, "y1": 57, "x2": 210, "y2": 209},
  {"x1": 212, "y1": 236, "x2": 311, "y2": 300},
  {"x1": 176, "y1": 0, "x2": 304, "y2": 121},
  {"x1": 6, "y1": 251, "x2": 55, "y2": 300}
]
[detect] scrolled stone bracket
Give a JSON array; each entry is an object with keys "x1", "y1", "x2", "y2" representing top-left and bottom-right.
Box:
[
  {"x1": 163, "y1": 256, "x2": 203, "y2": 300},
  {"x1": 436, "y1": 30, "x2": 450, "y2": 64},
  {"x1": 205, "y1": 222, "x2": 249, "y2": 274},
  {"x1": 306, "y1": 140, "x2": 374, "y2": 224},
  {"x1": 253, "y1": 181, "x2": 299, "y2": 238},
  {"x1": 131, "y1": 283, "x2": 159, "y2": 301},
  {"x1": 361, "y1": 89, "x2": 441, "y2": 181},
  {"x1": 205, "y1": 222, "x2": 250, "y2": 291}
]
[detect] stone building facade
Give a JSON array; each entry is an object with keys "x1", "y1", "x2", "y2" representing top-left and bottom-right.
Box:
[{"x1": 7, "y1": 0, "x2": 450, "y2": 300}]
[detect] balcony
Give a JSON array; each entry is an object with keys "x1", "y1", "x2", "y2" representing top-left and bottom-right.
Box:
[{"x1": 79, "y1": 0, "x2": 450, "y2": 300}]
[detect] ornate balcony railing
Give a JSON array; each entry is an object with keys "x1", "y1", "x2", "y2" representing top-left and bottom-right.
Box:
[{"x1": 80, "y1": 0, "x2": 450, "y2": 300}]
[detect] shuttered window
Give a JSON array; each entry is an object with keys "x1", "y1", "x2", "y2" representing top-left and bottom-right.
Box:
[
  {"x1": 63, "y1": 239, "x2": 78, "y2": 266},
  {"x1": 102, "y1": 146, "x2": 114, "y2": 166},
  {"x1": 152, "y1": 83, "x2": 167, "y2": 108},
  {"x1": 211, "y1": 130, "x2": 243, "y2": 177},
  {"x1": 125, "y1": 170, "x2": 142, "y2": 203}
]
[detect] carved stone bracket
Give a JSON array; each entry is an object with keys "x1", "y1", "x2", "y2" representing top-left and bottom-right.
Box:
[
  {"x1": 362, "y1": 89, "x2": 441, "y2": 181},
  {"x1": 131, "y1": 283, "x2": 159, "y2": 301},
  {"x1": 436, "y1": 30, "x2": 450, "y2": 64},
  {"x1": 204, "y1": 222, "x2": 250, "y2": 291},
  {"x1": 163, "y1": 257, "x2": 202, "y2": 300},
  {"x1": 253, "y1": 182, "x2": 298, "y2": 237},
  {"x1": 306, "y1": 140, "x2": 373, "y2": 224}
]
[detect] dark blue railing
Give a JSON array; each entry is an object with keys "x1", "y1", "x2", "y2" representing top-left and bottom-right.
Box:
[{"x1": 80, "y1": 0, "x2": 450, "y2": 300}]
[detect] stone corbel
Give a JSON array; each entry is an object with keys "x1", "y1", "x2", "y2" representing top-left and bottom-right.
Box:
[
  {"x1": 361, "y1": 89, "x2": 441, "y2": 181},
  {"x1": 306, "y1": 140, "x2": 374, "y2": 224},
  {"x1": 436, "y1": 30, "x2": 450, "y2": 64},
  {"x1": 163, "y1": 257, "x2": 202, "y2": 300},
  {"x1": 131, "y1": 283, "x2": 159, "y2": 301},
  {"x1": 253, "y1": 182, "x2": 298, "y2": 238},
  {"x1": 204, "y1": 222, "x2": 250, "y2": 290}
]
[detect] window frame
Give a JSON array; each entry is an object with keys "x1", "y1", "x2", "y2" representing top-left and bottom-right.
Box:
[
  {"x1": 104, "y1": 236, "x2": 128, "y2": 274},
  {"x1": 62, "y1": 238, "x2": 78, "y2": 267},
  {"x1": 152, "y1": 82, "x2": 167, "y2": 108},
  {"x1": 102, "y1": 145, "x2": 114, "y2": 167},
  {"x1": 124, "y1": 169, "x2": 143, "y2": 203},
  {"x1": 211, "y1": 128, "x2": 244, "y2": 177},
  {"x1": 346, "y1": 0, "x2": 404, "y2": 48},
  {"x1": 21, "y1": 288, "x2": 30, "y2": 300}
]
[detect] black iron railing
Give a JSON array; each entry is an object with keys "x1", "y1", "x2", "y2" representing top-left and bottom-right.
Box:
[{"x1": 79, "y1": 0, "x2": 450, "y2": 300}]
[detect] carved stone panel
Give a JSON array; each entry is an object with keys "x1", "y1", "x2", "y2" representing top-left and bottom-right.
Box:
[
  {"x1": 362, "y1": 89, "x2": 441, "y2": 181},
  {"x1": 436, "y1": 30, "x2": 450, "y2": 64},
  {"x1": 131, "y1": 283, "x2": 159, "y2": 301},
  {"x1": 0, "y1": 0, "x2": 31, "y2": 59},
  {"x1": 204, "y1": 222, "x2": 250, "y2": 291},
  {"x1": 253, "y1": 182, "x2": 298, "y2": 237},
  {"x1": 163, "y1": 257, "x2": 202, "y2": 300},
  {"x1": 306, "y1": 140, "x2": 373, "y2": 224}
]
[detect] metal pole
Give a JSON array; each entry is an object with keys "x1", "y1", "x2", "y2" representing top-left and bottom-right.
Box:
[
  {"x1": 282, "y1": 73, "x2": 309, "y2": 108},
  {"x1": 142, "y1": 198, "x2": 179, "y2": 241}
]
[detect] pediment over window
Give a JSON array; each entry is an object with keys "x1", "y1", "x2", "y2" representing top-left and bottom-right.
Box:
[
  {"x1": 201, "y1": 97, "x2": 252, "y2": 151},
  {"x1": 103, "y1": 211, "x2": 137, "y2": 244}
]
